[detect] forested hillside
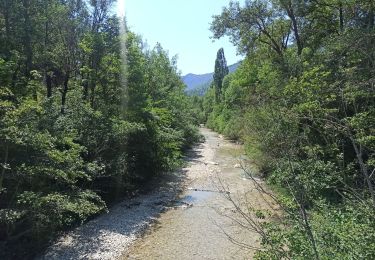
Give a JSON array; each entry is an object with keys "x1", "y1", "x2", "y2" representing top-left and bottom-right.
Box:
[
  {"x1": 0, "y1": 0, "x2": 200, "y2": 258},
  {"x1": 199, "y1": 0, "x2": 375, "y2": 259}
]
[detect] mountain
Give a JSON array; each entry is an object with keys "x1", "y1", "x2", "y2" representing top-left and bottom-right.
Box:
[
  {"x1": 182, "y1": 61, "x2": 241, "y2": 95},
  {"x1": 182, "y1": 72, "x2": 213, "y2": 92}
]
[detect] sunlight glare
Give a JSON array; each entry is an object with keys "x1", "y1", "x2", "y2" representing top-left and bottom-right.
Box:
[{"x1": 117, "y1": 0, "x2": 126, "y2": 18}]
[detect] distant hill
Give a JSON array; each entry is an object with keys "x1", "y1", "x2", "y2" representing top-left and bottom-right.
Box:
[
  {"x1": 187, "y1": 81, "x2": 211, "y2": 96},
  {"x1": 182, "y1": 72, "x2": 213, "y2": 92},
  {"x1": 182, "y1": 61, "x2": 241, "y2": 95}
]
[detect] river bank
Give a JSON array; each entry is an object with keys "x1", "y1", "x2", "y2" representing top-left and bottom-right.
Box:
[
  {"x1": 41, "y1": 128, "x2": 271, "y2": 260},
  {"x1": 122, "y1": 128, "x2": 271, "y2": 259}
]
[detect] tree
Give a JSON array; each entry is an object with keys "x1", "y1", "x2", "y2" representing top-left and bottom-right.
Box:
[
  {"x1": 213, "y1": 48, "x2": 228, "y2": 102},
  {"x1": 0, "y1": 1, "x2": 201, "y2": 257},
  {"x1": 210, "y1": 1, "x2": 291, "y2": 57},
  {"x1": 206, "y1": 1, "x2": 375, "y2": 258}
]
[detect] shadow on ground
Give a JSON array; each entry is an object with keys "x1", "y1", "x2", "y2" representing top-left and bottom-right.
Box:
[{"x1": 39, "y1": 145, "x2": 203, "y2": 260}]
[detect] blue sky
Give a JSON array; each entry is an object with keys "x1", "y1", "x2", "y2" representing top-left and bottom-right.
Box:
[{"x1": 117, "y1": 0, "x2": 244, "y2": 75}]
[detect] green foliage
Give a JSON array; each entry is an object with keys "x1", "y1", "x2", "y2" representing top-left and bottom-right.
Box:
[
  {"x1": 256, "y1": 200, "x2": 375, "y2": 260},
  {"x1": 206, "y1": 0, "x2": 375, "y2": 258},
  {"x1": 0, "y1": 1, "x2": 200, "y2": 258},
  {"x1": 213, "y1": 48, "x2": 229, "y2": 102},
  {"x1": 312, "y1": 202, "x2": 375, "y2": 259}
]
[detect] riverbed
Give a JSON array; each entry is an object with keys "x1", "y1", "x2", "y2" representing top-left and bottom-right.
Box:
[
  {"x1": 121, "y1": 128, "x2": 268, "y2": 260},
  {"x1": 41, "y1": 128, "x2": 271, "y2": 260}
]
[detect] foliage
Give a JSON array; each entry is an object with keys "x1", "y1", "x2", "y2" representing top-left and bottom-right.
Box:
[
  {"x1": 205, "y1": 0, "x2": 375, "y2": 258},
  {"x1": 213, "y1": 48, "x2": 229, "y2": 102},
  {"x1": 0, "y1": 1, "x2": 200, "y2": 258}
]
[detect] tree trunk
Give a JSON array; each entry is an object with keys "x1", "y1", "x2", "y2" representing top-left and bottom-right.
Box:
[
  {"x1": 0, "y1": 143, "x2": 9, "y2": 192},
  {"x1": 90, "y1": 82, "x2": 96, "y2": 108},
  {"x1": 339, "y1": 2, "x2": 344, "y2": 33},
  {"x1": 3, "y1": 0, "x2": 11, "y2": 57},
  {"x1": 83, "y1": 80, "x2": 89, "y2": 101},
  {"x1": 287, "y1": 4, "x2": 303, "y2": 56},
  {"x1": 22, "y1": 0, "x2": 33, "y2": 77},
  {"x1": 298, "y1": 199, "x2": 320, "y2": 260},
  {"x1": 61, "y1": 73, "x2": 69, "y2": 114},
  {"x1": 368, "y1": 10, "x2": 374, "y2": 30},
  {"x1": 46, "y1": 72, "x2": 52, "y2": 98},
  {"x1": 350, "y1": 137, "x2": 375, "y2": 208}
]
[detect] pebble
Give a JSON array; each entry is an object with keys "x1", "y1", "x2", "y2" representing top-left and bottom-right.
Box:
[
  {"x1": 207, "y1": 161, "x2": 219, "y2": 165},
  {"x1": 39, "y1": 191, "x2": 178, "y2": 260}
]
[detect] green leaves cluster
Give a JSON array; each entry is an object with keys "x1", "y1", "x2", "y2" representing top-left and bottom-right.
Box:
[
  {"x1": 203, "y1": 0, "x2": 375, "y2": 258},
  {"x1": 0, "y1": 1, "x2": 200, "y2": 258}
]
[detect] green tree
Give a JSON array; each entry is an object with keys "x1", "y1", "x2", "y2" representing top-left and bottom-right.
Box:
[
  {"x1": 0, "y1": 1, "x2": 201, "y2": 258},
  {"x1": 206, "y1": 1, "x2": 375, "y2": 259},
  {"x1": 213, "y1": 48, "x2": 228, "y2": 102}
]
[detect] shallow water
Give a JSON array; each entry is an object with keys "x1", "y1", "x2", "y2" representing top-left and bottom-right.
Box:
[
  {"x1": 181, "y1": 190, "x2": 213, "y2": 203},
  {"x1": 121, "y1": 128, "x2": 262, "y2": 260}
]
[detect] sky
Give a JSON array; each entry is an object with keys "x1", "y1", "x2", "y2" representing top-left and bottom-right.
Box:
[{"x1": 116, "y1": 0, "x2": 244, "y2": 75}]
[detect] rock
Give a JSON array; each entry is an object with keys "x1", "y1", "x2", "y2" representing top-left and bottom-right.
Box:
[
  {"x1": 234, "y1": 163, "x2": 241, "y2": 168},
  {"x1": 148, "y1": 217, "x2": 158, "y2": 224},
  {"x1": 207, "y1": 161, "x2": 219, "y2": 165}
]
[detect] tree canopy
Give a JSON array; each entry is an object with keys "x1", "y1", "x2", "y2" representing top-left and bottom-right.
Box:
[
  {"x1": 213, "y1": 48, "x2": 229, "y2": 102},
  {"x1": 0, "y1": 1, "x2": 200, "y2": 258},
  {"x1": 201, "y1": 0, "x2": 375, "y2": 258}
]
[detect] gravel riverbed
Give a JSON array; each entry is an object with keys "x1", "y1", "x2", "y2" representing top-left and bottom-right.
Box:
[
  {"x1": 40, "y1": 128, "x2": 215, "y2": 260},
  {"x1": 40, "y1": 128, "x2": 273, "y2": 260},
  {"x1": 40, "y1": 191, "x2": 178, "y2": 260}
]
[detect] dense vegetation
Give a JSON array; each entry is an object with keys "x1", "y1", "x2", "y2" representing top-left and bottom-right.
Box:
[
  {"x1": 0, "y1": 0, "x2": 200, "y2": 258},
  {"x1": 200, "y1": 0, "x2": 375, "y2": 259}
]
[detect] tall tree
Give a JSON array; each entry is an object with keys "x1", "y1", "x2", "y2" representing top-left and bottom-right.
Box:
[
  {"x1": 213, "y1": 48, "x2": 228, "y2": 102},
  {"x1": 205, "y1": 0, "x2": 375, "y2": 259}
]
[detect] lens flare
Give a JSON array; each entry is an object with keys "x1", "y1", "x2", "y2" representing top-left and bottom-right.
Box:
[
  {"x1": 117, "y1": 0, "x2": 126, "y2": 18},
  {"x1": 117, "y1": 0, "x2": 128, "y2": 117}
]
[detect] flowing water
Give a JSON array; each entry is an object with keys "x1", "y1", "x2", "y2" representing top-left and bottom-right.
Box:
[{"x1": 121, "y1": 128, "x2": 272, "y2": 260}]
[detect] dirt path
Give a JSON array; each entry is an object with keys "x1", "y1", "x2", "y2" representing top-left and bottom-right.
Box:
[{"x1": 121, "y1": 128, "x2": 268, "y2": 260}]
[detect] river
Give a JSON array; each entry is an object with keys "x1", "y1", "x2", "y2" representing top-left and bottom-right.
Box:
[
  {"x1": 122, "y1": 128, "x2": 267, "y2": 260},
  {"x1": 41, "y1": 128, "x2": 270, "y2": 260}
]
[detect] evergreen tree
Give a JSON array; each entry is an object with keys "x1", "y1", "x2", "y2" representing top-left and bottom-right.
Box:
[{"x1": 213, "y1": 48, "x2": 228, "y2": 102}]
